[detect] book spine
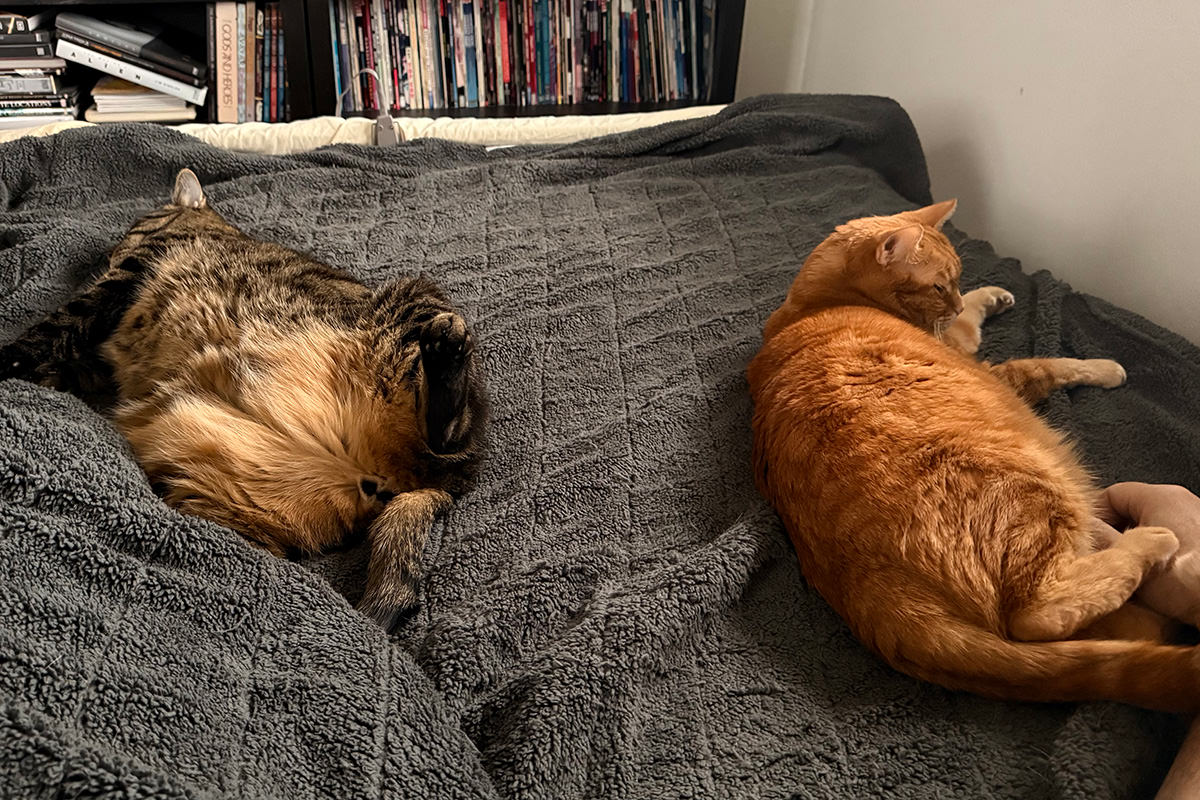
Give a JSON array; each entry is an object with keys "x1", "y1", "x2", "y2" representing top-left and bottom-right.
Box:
[
  {"x1": 55, "y1": 39, "x2": 207, "y2": 105},
  {"x1": 0, "y1": 73, "x2": 57, "y2": 94},
  {"x1": 439, "y1": 1, "x2": 453, "y2": 108},
  {"x1": 215, "y1": 2, "x2": 237, "y2": 121},
  {"x1": 245, "y1": 2, "x2": 256, "y2": 118},
  {"x1": 372, "y1": 0, "x2": 392, "y2": 111},
  {"x1": 0, "y1": 96, "x2": 70, "y2": 109},
  {"x1": 530, "y1": 0, "x2": 540, "y2": 104},
  {"x1": 207, "y1": 4, "x2": 216, "y2": 119},
  {"x1": 267, "y1": 4, "x2": 277, "y2": 121},
  {"x1": 402, "y1": 0, "x2": 415, "y2": 109},
  {"x1": 329, "y1": 0, "x2": 342, "y2": 112},
  {"x1": 278, "y1": 16, "x2": 286, "y2": 120},
  {"x1": 360, "y1": 0, "x2": 377, "y2": 110},
  {"x1": 451, "y1": 3, "x2": 465, "y2": 107},
  {"x1": 255, "y1": 8, "x2": 264, "y2": 119},
  {"x1": 338, "y1": 0, "x2": 357, "y2": 111},
  {"x1": 393, "y1": 0, "x2": 408, "y2": 109},
  {"x1": 405, "y1": 1, "x2": 420, "y2": 110},
  {"x1": 236, "y1": 2, "x2": 246, "y2": 122},
  {"x1": 0, "y1": 42, "x2": 52, "y2": 58},
  {"x1": 417, "y1": 0, "x2": 436, "y2": 108},
  {"x1": 0, "y1": 31, "x2": 50, "y2": 44},
  {"x1": 388, "y1": 0, "x2": 401, "y2": 110},
  {"x1": 462, "y1": 2, "x2": 477, "y2": 107},
  {"x1": 474, "y1": 0, "x2": 487, "y2": 106}
]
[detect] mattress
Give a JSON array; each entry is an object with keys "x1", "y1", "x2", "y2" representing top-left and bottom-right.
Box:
[{"x1": 0, "y1": 105, "x2": 725, "y2": 152}]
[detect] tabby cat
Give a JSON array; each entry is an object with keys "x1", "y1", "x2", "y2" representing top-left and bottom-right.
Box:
[
  {"x1": 1, "y1": 169, "x2": 486, "y2": 629},
  {"x1": 748, "y1": 199, "x2": 1199, "y2": 712}
]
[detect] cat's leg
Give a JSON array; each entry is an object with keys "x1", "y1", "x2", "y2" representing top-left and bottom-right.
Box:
[
  {"x1": 943, "y1": 286, "x2": 1015, "y2": 355},
  {"x1": 1075, "y1": 601, "x2": 1182, "y2": 643},
  {"x1": 0, "y1": 256, "x2": 144, "y2": 395},
  {"x1": 1009, "y1": 525, "x2": 1179, "y2": 641},
  {"x1": 988, "y1": 357, "x2": 1126, "y2": 404},
  {"x1": 357, "y1": 487, "x2": 452, "y2": 629}
]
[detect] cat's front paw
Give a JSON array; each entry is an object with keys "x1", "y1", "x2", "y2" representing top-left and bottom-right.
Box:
[
  {"x1": 1078, "y1": 358, "x2": 1127, "y2": 389},
  {"x1": 964, "y1": 286, "x2": 1015, "y2": 318},
  {"x1": 420, "y1": 311, "x2": 472, "y2": 371}
]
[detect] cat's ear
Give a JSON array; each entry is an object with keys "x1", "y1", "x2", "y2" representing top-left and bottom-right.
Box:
[
  {"x1": 875, "y1": 225, "x2": 924, "y2": 267},
  {"x1": 911, "y1": 199, "x2": 957, "y2": 230},
  {"x1": 172, "y1": 168, "x2": 207, "y2": 209}
]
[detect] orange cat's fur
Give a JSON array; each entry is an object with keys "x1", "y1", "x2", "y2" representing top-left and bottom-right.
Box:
[{"x1": 748, "y1": 200, "x2": 1199, "y2": 712}]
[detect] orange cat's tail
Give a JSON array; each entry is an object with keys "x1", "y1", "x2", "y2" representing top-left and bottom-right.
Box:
[{"x1": 904, "y1": 623, "x2": 1200, "y2": 713}]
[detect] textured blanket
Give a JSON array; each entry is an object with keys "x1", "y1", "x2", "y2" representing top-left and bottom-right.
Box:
[{"x1": 1, "y1": 95, "x2": 1197, "y2": 800}]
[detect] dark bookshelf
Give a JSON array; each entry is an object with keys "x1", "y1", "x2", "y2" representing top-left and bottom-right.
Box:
[
  {"x1": 3, "y1": 0, "x2": 742, "y2": 123},
  {"x1": 4, "y1": 0, "x2": 315, "y2": 121}
]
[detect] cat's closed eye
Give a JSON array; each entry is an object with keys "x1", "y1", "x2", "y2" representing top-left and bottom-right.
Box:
[{"x1": 934, "y1": 284, "x2": 947, "y2": 295}]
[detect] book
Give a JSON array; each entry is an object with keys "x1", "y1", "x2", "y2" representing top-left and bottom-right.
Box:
[
  {"x1": 206, "y1": 4, "x2": 216, "y2": 119},
  {"x1": 255, "y1": 7, "x2": 264, "y2": 120},
  {"x1": 55, "y1": 13, "x2": 206, "y2": 79},
  {"x1": 55, "y1": 40, "x2": 206, "y2": 105},
  {"x1": 0, "y1": 105, "x2": 77, "y2": 117},
  {"x1": 0, "y1": 42, "x2": 53, "y2": 59},
  {"x1": 276, "y1": 12, "x2": 285, "y2": 119},
  {"x1": 84, "y1": 105, "x2": 197, "y2": 123},
  {"x1": 214, "y1": 2, "x2": 237, "y2": 122},
  {"x1": 0, "y1": 112, "x2": 75, "y2": 130},
  {"x1": 0, "y1": 57, "x2": 66, "y2": 71},
  {"x1": 462, "y1": 2, "x2": 478, "y2": 107},
  {"x1": 236, "y1": 2, "x2": 246, "y2": 122},
  {"x1": 0, "y1": 70, "x2": 66, "y2": 98},
  {"x1": 0, "y1": 89, "x2": 76, "y2": 109},
  {"x1": 56, "y1": 30, "x2": 206, "y2": 87},
  {"x1": 267, "y1": 3, "x2": 278, "y2": 121},
  {"x1": 0, "y1": 31, "x2": 51, "y2": 45},
  {"x1": 92, "y1": 77, "x2": 187, "y2": 112},
  {"x1": 245, "y1": 2, "x2": 257, "y2": 122}
]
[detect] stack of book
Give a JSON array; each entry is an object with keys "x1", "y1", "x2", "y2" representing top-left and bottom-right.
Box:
[
  {"x1": 54, "y1": 13, "x2": 207, "y2": 120},
  {"x1": 85, "y1": 76, "x2": 197, "y2": 123},
  {"x1": 208, "y1": 2, "x2": 288, "y2": 123},
  {"x1": 329, "y1": 0, "x2": 718, "y2": 113},
  {"x1": 0, "y1": 11, "x2": 77, "y2": 130}
]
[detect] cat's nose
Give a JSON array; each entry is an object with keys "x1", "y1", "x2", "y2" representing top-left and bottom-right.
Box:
[{"x1": 952, "y1": 295, "x2": 965, "y2": 315}]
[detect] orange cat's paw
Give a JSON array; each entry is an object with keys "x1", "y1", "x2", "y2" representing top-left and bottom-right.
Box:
[
  {"x1": 1078, "y1": 358, "x2": 1127, "y2": 389},
  {"x1": 965, "y1": 286, "x2": 1015, "y2": 318},
  {"x1": 1117, "y1": 525, "x2": 1179, "y2": 568}
]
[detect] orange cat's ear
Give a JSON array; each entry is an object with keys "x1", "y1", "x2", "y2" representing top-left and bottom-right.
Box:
[
  {"x1": 911, "y1": 199, "x2": 957, "y2": 230},
  {"x1": 875, "y1": 225, "x2": 924, "y2": 267}
]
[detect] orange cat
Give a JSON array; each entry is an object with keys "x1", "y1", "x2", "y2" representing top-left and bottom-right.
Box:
[{"x1": 747, "y1": 200, "x2": 1199, "y2": 712}]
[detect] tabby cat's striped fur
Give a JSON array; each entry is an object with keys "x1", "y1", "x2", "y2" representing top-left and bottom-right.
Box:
[{"x1": 1, "y1": 169, "x2": 486, "y2": 629}]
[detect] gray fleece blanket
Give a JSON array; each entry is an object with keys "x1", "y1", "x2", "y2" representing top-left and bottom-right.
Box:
[{"x1": 1, "y1": 95, "x2": 1196, "y2": 800}]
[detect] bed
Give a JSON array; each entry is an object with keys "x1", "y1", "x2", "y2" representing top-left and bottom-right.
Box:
[{"x1": 1, "y1": 94, "x2": 1195, "y2": 799}]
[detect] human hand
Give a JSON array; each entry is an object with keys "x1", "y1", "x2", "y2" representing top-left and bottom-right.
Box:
[{"x1": 1095, "y1": 482, "x2": 1200, "y2": 627}]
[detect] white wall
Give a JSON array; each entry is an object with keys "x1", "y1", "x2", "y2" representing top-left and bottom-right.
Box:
[{"x1": 737, "y1": 0, "x2": 1200, "y2": 344}]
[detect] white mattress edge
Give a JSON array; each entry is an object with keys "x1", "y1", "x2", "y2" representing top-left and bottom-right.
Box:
[{"x1": 0, "y1": 105, "x2": 726, "y2": 154}]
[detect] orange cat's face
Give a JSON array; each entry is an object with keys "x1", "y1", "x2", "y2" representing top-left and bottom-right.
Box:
[{"x1": 778, "y1": 200, "x2": 966, "y2": 339}]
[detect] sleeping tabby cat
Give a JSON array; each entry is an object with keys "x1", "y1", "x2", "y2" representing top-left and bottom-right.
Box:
[
  {"x1": 1, "y1": 169, "x2": 486, "y2": 629},
  {"x1": 748, "y1": 199, "x2": 1199, "y2": 712}
]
